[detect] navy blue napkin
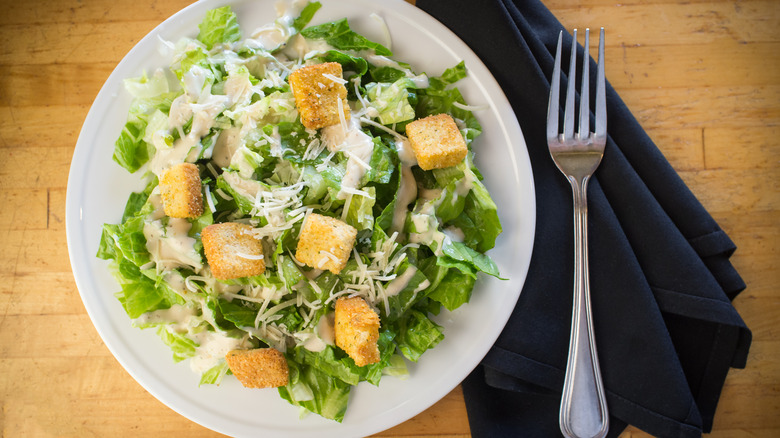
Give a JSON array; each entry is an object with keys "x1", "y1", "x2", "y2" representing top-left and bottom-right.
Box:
[{"x1": 415, "y1": 1, "x2": 752, "y2": 437}]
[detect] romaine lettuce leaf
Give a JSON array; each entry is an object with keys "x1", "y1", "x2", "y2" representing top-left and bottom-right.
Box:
[
  {"x1": 278, "y1": 360, "x2": 351, "y2": 422},
  {"x1": 301, "y1": 18, "x2": 391, "y2": 56},
  {"x1": 391, "y1": 309, "x2": 443, "y2": 362},
  {"x1": 156, "y1": 325, "x2": 198, "y2": 362},
  {"x1": 197, "y1": 6, "x2": 241, "y2": 49},
  {"x1": 425, "y1": 268, "x2": 476, "y2": 311},
  {"x1": 365, "y1": 78, "x2": 416, "y2": 125},
  {"x1": 199, "y1": 360, "x2": 231, "y2": 386}
]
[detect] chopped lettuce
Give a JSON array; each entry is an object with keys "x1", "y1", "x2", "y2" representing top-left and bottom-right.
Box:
[
  {"x1": 197, "y1": 6, "x2": 241, "y2": 49},
  {"x1": 301, "y1": 18, "x2": 391, "y2": 56},
  {"x1": 99, "y1": 2, "x2": 503, "y2": 423}
]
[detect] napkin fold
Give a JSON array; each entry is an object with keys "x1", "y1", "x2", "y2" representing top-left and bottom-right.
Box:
[{"x1": 415, "y1": 0, "x2": 752, "y2": 436}]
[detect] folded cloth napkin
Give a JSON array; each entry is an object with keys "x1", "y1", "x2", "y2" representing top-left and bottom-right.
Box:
[{"x1": 415, "y1": 0, "x2": 752, "y2": 437}]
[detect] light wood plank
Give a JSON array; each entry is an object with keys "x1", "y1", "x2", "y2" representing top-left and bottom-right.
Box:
[
  {"x1": 620, "y1": 85, "x2": 780, "y2": 130},
  {"x1": 0, "y1": 147, "x2": 73, "y2": 189},
  {"x1": 553, "y1": 0, "x2": 780, "y2": 45},
  {"x1": 374, "y1": 387, "x2": 470, "y2": 436},
  {"x1": 0, "y1": 0, "x2": 194, "y2": 26},
  {"x1": 606, "y1": 42, "x2": 780, "y2": 90},
  {"x1": 0, "y1": 105, "x2": 90, "y2": 149},
  {"x1": 677, "y1": 168, "x2": 780, "y2": 213},
  {"x1": 0, "y1": 229, "x2": 73, "y2": 276},
  {"x1": 704, "y1": 126, "x2": 780, "y2": 170}
]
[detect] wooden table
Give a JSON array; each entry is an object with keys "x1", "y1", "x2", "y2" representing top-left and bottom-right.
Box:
[{"x1": 1, "y1": 0, "x2": 777, "y2": 436}]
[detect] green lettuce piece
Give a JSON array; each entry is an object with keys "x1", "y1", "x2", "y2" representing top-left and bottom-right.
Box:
[
  {"x1": 113, "y1": 260, "x2": 177, "y2": 318},
  {"x1": 123, "y1": 69, "x2": 175, "y2": 100},
  {"x1": 301, "y1": 165, "x2": 329, "y2": 204},
  {"x1": 363, "y1": 137, "x2": 396, "y2": 186},
  {"x1": 314, "y1": 50, "x2": 369, "y2": 76},
  {"x1": 113, "y1": 116, "x2": 151, "y2": 174},
  {"x1": 343, "y1": 186, "x2": 375, "y2": 231},
  {"x1": 425, "y1": 268, "x2": 476, "y2": 311},
  {"x1": 113, "y1": 83, "x2": 178, "y2": 173},
  {"x1": 175, "y1": 46, "x2": 211, "y2": 79},
  {"x1": 217, "y1": 298, "x2": 258, "y2": 328},
  {"x1": 278, "y1": 255, "x2": 305, "y2": 290},
  {"x1": 359, "y1": 330, "x2": 398, "y2": 385},
  {"x1": 278, "y1": 360, "x2": 351, "y2": 422},
  {"x1": 293, "y1": 345, "x2": 362, "y2": 386},
  {"x1": 463, "y1": 178, "x2": 502, "y2": 253},
  {"x1": 200, "y1": 360, "x2": 231, "y2": 385},
  {"x1": 365, "y1": 78, "x2": 416, "y2": 125},
  {"x1": 433, "y1": 183, "x2": 466, "y2": 224},
  {"x1": 111, "y1": 216, "x2": 150, "y2": 267},
  {"x1": 391, "y1": 309, "x2": 443, "y2": 362},
  {"x1": 292, "y1": 2, "x2": 322, "y2": 33},
  {"x1": 216, "y1": 172, "x2": 259, "y2": 216},
  {"x1": 439, "y1": 240, "x2": 502, "y2": 279},
  {"x1": 157, "y1": 325, "x2": 198, "y2": 362},
  {"x1": 301, "y1": 18, "x2": 391, "y2": 56},
  {"x1": 197, "y1": 6, "x2": 241, "y2": 49},
  {"x1": 382, "y1": 261, "x2": 430, "y2": 322}
]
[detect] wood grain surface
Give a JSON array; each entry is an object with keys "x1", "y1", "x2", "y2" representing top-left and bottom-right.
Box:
[{"x1": 1, "y1": 0, "x2": 777, "y2": 437}]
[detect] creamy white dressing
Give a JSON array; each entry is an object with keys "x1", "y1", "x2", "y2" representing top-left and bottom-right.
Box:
[
  {"x1": 303, "y1": 268, "x2": 324, "y2": 280},
  {"x1": 135, "y1": 304, "x2": 196, "y2": 331},
  {"x1": 321, "y1": 118, "x2": 375, "y2": 199},
  {"x1": 151, "y1": 85, "x2": 228, "y2": 175},
  {"x1": 211, "y1": 126, "x2": 242, "y2": 168},
  {"x1": 295, "y1": 331, "x2": 327, "y2": 352},
  {"x1": 296, "y1": 312, "x2": 335, "y2": 353},
  {"x1": 168, "y1": 95, "x2": 193, "y2": 128},
  {"x1": 144, "y1": 218, "x2": 203, "y2": 271},
  {"x1": 384, "y1": 266, "x2": 417, "y2": 297},
  {"x1": 222, "y1": 171, "x2": 264, "y2": 200},
  {"x1": 418, "y1": 187, "x2": 443, "y2": 201},
  {"x1": 395, "y1": 138, "x2": 417, "y2": 166},
  {"x1": 223, "y1": 70, "x2": 255, "y2": 109},
  {"x1": 248, "y1": 0, "x2": 308, "y2": 51},
  {"x1": 391, "y1": 165, "x2": 417, "y2": 234},
  {"x1": 455, "y1": 167, "x2": 476, "y2": 197},
  {"x1": 182, "y1": 66, "x2": 211, "y2": 102},
  {"x1": 189, "y1": 331, "x2": 251, "y2": 373},
  {"x1": 409, "y1": 229, "x2": 448, "y2": 257},
  {"x1": 146, "y1": 189, "x2": 166, "y2": 221},
  {"x1": 317, "y1": 312, "x2": 335, "y2": 345},
  {"x1": 390, "y1": 138, "x2": 418, "y2": 234},
  {"x1": 443, "y1": 225, "x2": 465, "y2": 243}
]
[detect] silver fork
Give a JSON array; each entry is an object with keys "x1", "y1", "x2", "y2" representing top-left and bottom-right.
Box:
[{"x1": 547, "y1": 28, "x2": 609, "y2": 438}]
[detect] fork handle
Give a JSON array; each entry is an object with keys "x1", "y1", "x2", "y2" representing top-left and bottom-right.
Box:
[{"x1": 560, "y1": 176, "x2": 609, "y2": 438}]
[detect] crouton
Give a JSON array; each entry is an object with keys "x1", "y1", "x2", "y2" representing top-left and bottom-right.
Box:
[
  {"x1": 405, "y1": 113, "x2": 468, "y2": 170},
  {"x1": 225, "y1": 348, "x2": 289, "y2": 388},
  {"x1": 335, "y1": 297, "x2": 380, "y2": 367},
  {"x1": 202, "y1": 222, "x2": 265, "y2": 280},
  {"x1": 289, "y1": 62, "x2": 350, "y2": 130},
  {"x1": 295, "y1": 213, "x2": 357, "y2": 274},
  {"x1": 159, "y1": 163, "x2": 204, "y2": 218}
]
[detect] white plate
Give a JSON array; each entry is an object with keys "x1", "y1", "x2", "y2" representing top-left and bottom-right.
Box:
[{"x1": 65, "y1": 0, "x2": 535, "y2": 436}]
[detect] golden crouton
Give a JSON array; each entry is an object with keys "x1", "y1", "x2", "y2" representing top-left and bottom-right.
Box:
[
  {"x1": 405, "y1": 113, "x2": 468, "y2": 170},
  {"x1": 289, "y1": 62, "x2": 350, "y2": 130},
  {"x1": 295, "y1": 213, "x2": 357, "y2": 274},
  {"x1": 335, "y1": 297, "x2": 380, "y2": 367},
  {"x1": 225, "y1": 348, "x2": 289, "y2": 388},
  {"x1": 159, "y1": 163, "x2": 204, "y2": 218},
  {"x1": 202, "y1": 222, "x2": 266, "y2": 280}
]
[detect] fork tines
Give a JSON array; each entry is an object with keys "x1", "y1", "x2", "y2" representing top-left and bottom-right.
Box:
[{"x1": 547, "y1": 28, "x2": 606, "y2": 145}]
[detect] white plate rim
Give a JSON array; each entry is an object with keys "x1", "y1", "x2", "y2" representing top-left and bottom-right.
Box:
[{"x1": 65, "y1": 0, "x2": 536, "y2": 436}]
